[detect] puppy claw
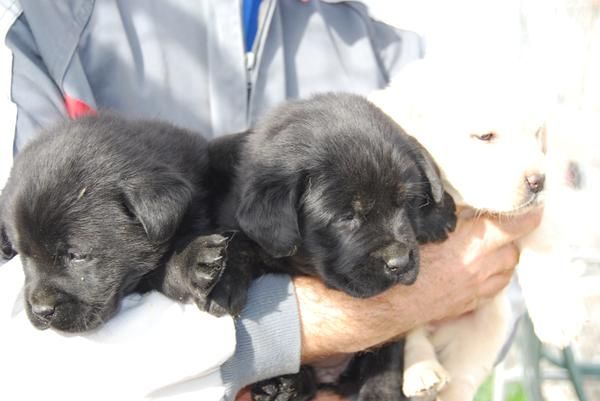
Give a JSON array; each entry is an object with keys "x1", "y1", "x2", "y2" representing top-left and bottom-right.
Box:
[
  {"x1": 403, "y1": 360, "x2": 450, "y2": 399},
  {"x1": 186, "y1": 234, "x2": 233, "y2": 293},
  {"x1": 196, "y1": 247, "x2": 224, "y2": 265},
  {"x1": 196, "y1": 233, "x2": 231, "y2": 247}
]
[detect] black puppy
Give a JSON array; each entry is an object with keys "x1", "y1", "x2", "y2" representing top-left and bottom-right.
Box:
[
  {"x1": 209, "y1": 93, "x2": 457, "y2": 401},
  {"x1": 0, "y1": 115, "x2": 250, "y2": 333}
]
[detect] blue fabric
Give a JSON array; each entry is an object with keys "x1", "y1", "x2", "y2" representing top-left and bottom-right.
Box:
[{"x1": 243, "y1": 0, "x2": 261, "y2": 52}]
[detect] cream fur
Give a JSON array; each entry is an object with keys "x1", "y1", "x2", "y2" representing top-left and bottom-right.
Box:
[{"x1": 369, "y1": 59, "x2": 596, "y2": 401}]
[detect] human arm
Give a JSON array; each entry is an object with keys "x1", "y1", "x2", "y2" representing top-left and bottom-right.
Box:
[
  {"x1": 296, "y1": 209, "x2": 542, "y2": 363},
  {"x1": 231, "y1": 210, "x2": 541, "y2": 401}
]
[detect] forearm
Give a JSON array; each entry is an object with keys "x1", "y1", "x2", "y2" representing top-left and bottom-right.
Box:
[
  {"x1": 296, "y1": 211, "x2": 542, "y2": 364},
  {"x1": 295, "y1": 276, "x2": 423, "y2": 364}
]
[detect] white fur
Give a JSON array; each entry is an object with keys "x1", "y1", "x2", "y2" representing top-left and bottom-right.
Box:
[
  {"x1": 518, "y1": 110, "x2": 600, "y2": 347},
  {"x1": 369, "y1": 59, "x2": 597, "y2": 401}
]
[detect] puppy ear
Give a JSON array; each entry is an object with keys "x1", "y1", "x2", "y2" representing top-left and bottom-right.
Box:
[
  {"x1": 236, "y1": 173, "x2": 302, "y2": 258},
  {"x1": 405, "y1": 136, "x2": 444, "y2": 204},
  {"x1": 1, "y1": 224, "x2": 17, "y2": 262},
  {"x1": 121, "y1": 167, "x2": 193, "y2": 244}
]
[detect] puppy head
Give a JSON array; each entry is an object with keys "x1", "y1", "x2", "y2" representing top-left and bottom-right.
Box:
[
  {"x1": 535, "y1": 110, "x2": 600, "y2": 249},
  {"x1": 237, "y1": 94, "x2": 456, "y2": 297},
  {"x1": 2, "y1": 117, "x2": 194, "y2": 332},
  {"x1": 370, "y1": 59, "x2": 549, "y2": 214}
]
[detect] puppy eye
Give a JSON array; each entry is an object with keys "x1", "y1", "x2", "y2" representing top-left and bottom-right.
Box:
[
  {"x1": 408, "y1": 196, "x2": 431, "y2": 210},
  {"x1": 472, "y1": 132, "x2": 496, "y2": 142},
  {"x1": 340, "y1": 213, "x2": 355, "y2": 222},
  {"x1": 67, "y1": 251, "x2": 88, "y2": 262},
  {"x1": 336, "y1": 214, "x2": 361, "y2": 230}
]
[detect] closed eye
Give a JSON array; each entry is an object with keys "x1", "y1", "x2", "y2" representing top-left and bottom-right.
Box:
[
  {"x1": 334, "y1": 214, "x2": 361, "y2": 230},
  {"x1": 66, "y1": 250, "x2": 91, "y2": 263},
  {"x1": 472, "y1": 132, "x2": 496, "y2": 142}
]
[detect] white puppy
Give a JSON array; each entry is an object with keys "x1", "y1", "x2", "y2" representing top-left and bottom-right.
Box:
[
  {"x1": 518, "y1": 109, "x2": 599, "y2": 347},
  {"x1": 369, "y1": 59, "x2": 592, "y2": 401}
]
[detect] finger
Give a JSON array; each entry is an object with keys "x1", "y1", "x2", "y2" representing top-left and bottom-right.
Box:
[
  {"x1": 479, "y1": 270, "x2": 514, "y2": 299},
  {"x1": 478, "y1": 243, "x2": 520, "y2": 280},
  {"x1": 466, "y1": 208, "x2": 543, "y2": 253}
]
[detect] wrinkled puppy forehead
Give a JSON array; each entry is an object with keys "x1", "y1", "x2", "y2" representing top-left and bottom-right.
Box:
[{"x1": 303, "y1": 135, "x2": 425, "y2": 214}]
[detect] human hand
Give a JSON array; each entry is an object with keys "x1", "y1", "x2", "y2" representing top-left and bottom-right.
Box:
[
  {"x1": 413, "y1": 208, "x2": 543, "y2": 322},
  {"x1": 294, "y1": 209, "x2": 542, "y2": 363}
]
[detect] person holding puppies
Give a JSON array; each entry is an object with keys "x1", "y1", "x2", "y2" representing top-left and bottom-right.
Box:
[{"x1": 0, "y1": 1, "x2": 541, "y2": 400}]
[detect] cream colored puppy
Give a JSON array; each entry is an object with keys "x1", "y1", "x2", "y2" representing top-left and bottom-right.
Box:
[
  {"x1": 369, "y1": 59, "x2": 554, "y2": 401},
  {"x1": 518, "y1": 109, "x2": 598, "y2": 348}
]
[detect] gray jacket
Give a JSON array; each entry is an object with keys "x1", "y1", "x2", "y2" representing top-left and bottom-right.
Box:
[{"x1": 3, "y1": 1, "x2": 423, "y2": 399}]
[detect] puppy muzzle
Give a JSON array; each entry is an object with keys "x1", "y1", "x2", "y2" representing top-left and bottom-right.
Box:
[{"x1": 370, "y1": 242, "x2": 419, "y2": 285}]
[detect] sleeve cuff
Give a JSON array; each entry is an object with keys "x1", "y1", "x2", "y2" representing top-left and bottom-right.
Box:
[{"x1": 220, "y1": 274, "x2": 301, "y2": 401}]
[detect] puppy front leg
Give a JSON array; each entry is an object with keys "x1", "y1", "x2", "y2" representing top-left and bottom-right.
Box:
[
  {"x1": 402, "y1": 327, "x2": 449, "y2": 400},
  {"x1": 352, "y1": 341, "x2": 405, "y2": 401},
  {"x1": 432, "y1": 294, "x2": 509, "y2": 401},
  {"x1": 251, "y1": 367, "x2": 317, "y2": 401},
  {"x1": 160, "y1": 232, "x2": 255, "y2": 316}
]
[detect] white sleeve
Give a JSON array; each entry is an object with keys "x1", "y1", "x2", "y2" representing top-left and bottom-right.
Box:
[{"x1": 0, "y1": 257, "x2": 236, "y2": 401}]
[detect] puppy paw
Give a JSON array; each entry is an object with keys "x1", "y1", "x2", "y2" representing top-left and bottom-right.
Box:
[
  {"x1": 415, "y1": 192, "x2": 457, "y2": 244},
  {"x1": 403, "y1": 360, "x2": 450, "y2": 400},
  {"x1": 252, "y1": 378, "x2": 295, "y2": 401},
  {"x1": 204, "y1": 232, "x2": 258, "y2": 317},
  {"x1": 526, "y1": 291, "x2": 587, "y2": 348},
  {"x1": 206, "y1": 277, "x2": 248, "y2": 317},
  {"x1": 531, "y1": 308, "x2": 586, "y2": 349},
  {"x1": 188, "y1": 233, "x2": 231, "y2": 293},
  {"x1": 252, "y1": 370, "x2": 316, "y2": 401}
]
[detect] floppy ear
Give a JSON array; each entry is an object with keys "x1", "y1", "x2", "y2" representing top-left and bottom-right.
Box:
[
  {"x1": 405, "y1": 135, "x2": 444, "y2": 204},
  {"x1": 236, "y1": 172, "x2": 302, "y2": 258},
  {"x1": 1, "y1": 223, "x2": 17, "y2": 262},
  {"x1": 121, "y1": 167, "x2": 193, "y2": 244}
]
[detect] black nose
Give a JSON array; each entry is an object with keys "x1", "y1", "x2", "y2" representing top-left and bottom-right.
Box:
[
  {"x1": 31, "y1": 303, "x2": 56, "y2": 321},
  {"x1": 526, "y1": 173, "x2": 545, "y2": 193},
  {"x1": 384, "y1": 252, "x2": 411, "y2": 272},
  {"x1": 371, "y1": 243, "x2": 412, "y2": 272}
]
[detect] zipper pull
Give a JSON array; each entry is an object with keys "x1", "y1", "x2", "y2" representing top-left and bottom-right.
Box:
[{"x1": 245, "y1": 52, "x2": 256, "y2": 71}]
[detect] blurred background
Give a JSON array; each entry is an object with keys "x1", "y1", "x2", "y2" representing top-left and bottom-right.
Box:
[{"x1": 0, "y1": 1, "x2": 598, "y2": 400}]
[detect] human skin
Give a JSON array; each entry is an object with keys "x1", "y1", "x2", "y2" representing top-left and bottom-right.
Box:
[{"x1": 236, "y1": 209, "x2": 543, "y2": 400}]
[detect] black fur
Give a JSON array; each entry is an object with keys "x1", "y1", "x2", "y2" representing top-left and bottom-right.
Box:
[
  {"x1": 215, "y1": 93, "x2": 456, "y2": 297},
  {"x1": 0, "y1": 115, "x2": 250, "y2": 332},
  {"x1": 209, "y1": 93, "x2": 457, "y2": 401}
]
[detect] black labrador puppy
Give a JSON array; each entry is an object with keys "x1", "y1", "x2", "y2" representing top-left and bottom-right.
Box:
[
  {"x1": 0, "y1": 115, "x2": 250, "y2": 333},
  {"x1": 208, "y1": 93, "x2": 457, "y2": 401}
]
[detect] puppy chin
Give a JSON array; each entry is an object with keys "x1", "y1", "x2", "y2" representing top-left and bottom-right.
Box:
[
  {"x1": 332, "y1": 258, "x2": 419, "y2": 298},
  {"x1": 459, "y1": 188, "x2": 543, "y2": 216}
]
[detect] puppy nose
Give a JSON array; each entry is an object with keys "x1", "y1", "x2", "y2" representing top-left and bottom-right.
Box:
[
  {"x1": 31, "y1": 303, "x2": 56, "y2": 321},
  {"x1": 384, "y1": 253, "x2": 411, "y2": 272},
  {"x1": 371, "y1": 243, "x2": 412, "y2": 272},
  {"x1": 526, "y1": 173, "x2": 545, "y2": 193}
]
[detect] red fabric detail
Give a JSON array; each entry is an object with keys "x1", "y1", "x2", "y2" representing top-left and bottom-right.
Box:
[{"x1": 64, "y1": 94, "x2": 96, "y2": 119}]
